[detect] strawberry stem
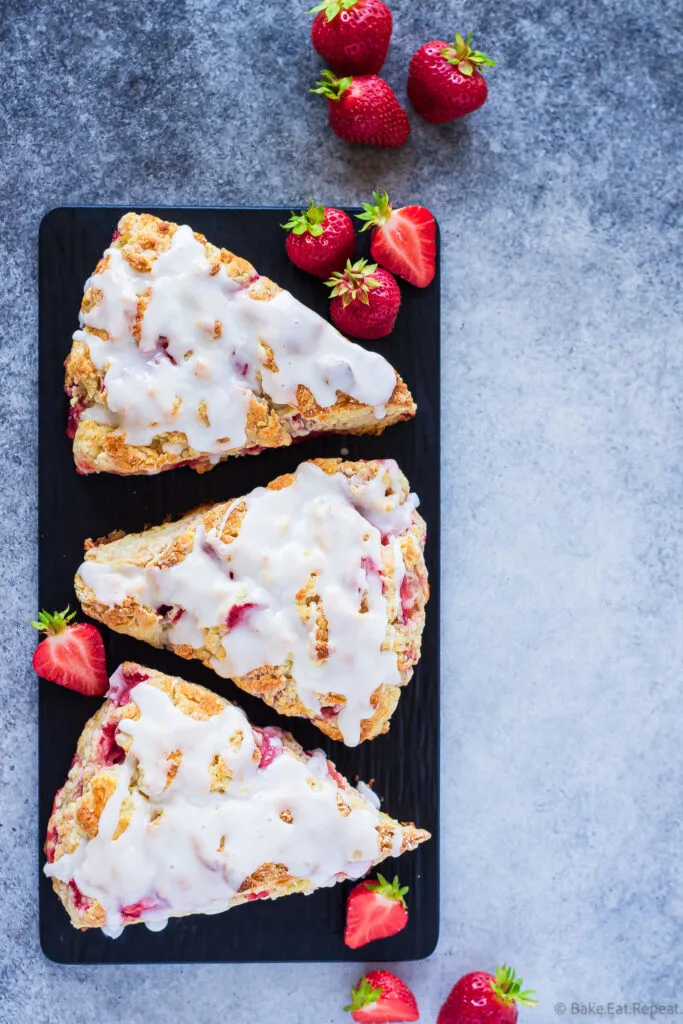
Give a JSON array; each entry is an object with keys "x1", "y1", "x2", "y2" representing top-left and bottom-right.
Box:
[
  {"x1": 326, "y1": 258, "x2": 381, "y2": 307},
  {"x1": 441, "y1": 31, "x2": 497, "y2": 76},
  {"x1": 310, "y1": 69, "x2": 353, "y2": 101},
  {"x1": 491, "y1": 965, "x2": 539, "y2": 1008},
  {"x1": 356, "y1": 190, "x2": 393, "y2": 231},
  {"x1": 365, "y1": 872, "x2": 409, "y2": 908},
  {"x1": 309, "y1": 0, "x2": 358, "y2": 21},
  {"x1": 344, "y1": 977, "x2": 382, "y2": 1013},
  {"x1": 30, "y1": 607, "x2": 77, "y2": 636},
  {"x1": 282, "y1": 200, "x2": 327, "y2": 237}
]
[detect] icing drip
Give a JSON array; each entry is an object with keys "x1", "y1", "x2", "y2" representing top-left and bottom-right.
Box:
[
  {"x1": 78, "y1": 461, "x2": 419, "y2": 746},
  {"x1": 45, "y1": 679, "x2": 398, "y2": 937}
]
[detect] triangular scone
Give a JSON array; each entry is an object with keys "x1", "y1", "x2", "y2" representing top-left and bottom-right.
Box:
[
  {"x1": 65, "y1": 211, "x2": 416, "y2": 475},
  {"x1": 45, "y1": 663, "x2": 430, "y2": 937},
  {"x1": 76, "y1": 459, "x2": 428, "y2": 746}
]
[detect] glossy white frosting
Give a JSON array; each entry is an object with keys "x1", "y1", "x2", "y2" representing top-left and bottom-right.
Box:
[
  {"x1": 75, "y1": 224, "x2": 399, "y2": 453},
  {"x1": 78, "y1": 460, "x2": 419, "y2": 746},
  {"x1": 45, "y1": 677, "x2": 402, "y2": 938}
]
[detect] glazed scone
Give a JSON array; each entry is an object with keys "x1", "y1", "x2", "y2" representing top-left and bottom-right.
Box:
[
  {"x1": 75, "y1": 458, "x2": 428, "y2": 747},
  {"x1": 44, "y1": 663, "x2": 430, "y2": 937},
  {"x1": 65, "y1": 211, "x2": 416, "y2": 475}
]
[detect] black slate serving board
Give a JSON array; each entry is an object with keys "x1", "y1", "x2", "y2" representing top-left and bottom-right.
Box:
[{"x1": 38, "y1": 206, "x2": 440, "y2": 964}]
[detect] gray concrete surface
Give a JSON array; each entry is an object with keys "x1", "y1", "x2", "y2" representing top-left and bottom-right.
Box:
[{"x1": 1, "y1": 0, "x2": 681, "y2": 1020}]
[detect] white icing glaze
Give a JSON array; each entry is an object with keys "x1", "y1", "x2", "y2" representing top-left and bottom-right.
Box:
[
  {"x1": 74, "y1": 224, "x2": 399, "y2": 453},
  {"x1": 45, "y1": 679, "x2": 398, "y2": 937},
  {"x1": 78, "y1": 461, "x2": 418, "y2": 746}
]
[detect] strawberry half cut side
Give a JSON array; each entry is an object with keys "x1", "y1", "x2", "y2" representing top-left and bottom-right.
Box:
[
  {"x1": 344, "y1": 872, "x2": 410, "y2": 948},
  {"x1": 357, "y1": 190, "x2": 437, "y2": 288},
  {"x1": 31, "y1": 607, "x2": 109, "y2": 697}
]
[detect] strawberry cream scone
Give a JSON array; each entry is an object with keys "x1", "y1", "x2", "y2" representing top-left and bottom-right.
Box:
[
  {"x1": 74, "y1": 459, "x2": 428, "y2": 747},
  {"x1": 45, "y1": 663, "x2": 430, "y2": 937},
  {"x1": 65, "y1": 212, "x2": 415, "y2": 475}
]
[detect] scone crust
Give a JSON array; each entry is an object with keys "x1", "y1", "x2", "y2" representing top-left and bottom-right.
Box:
[
  {"x1": 45, "y1": 663, "x2": 430, "y2": 931},
  {"x1": 66, "y1": 212, "x2": 416, "y2": 475},
  {"x1": 75, "y1": 459, "x2": 429, "y2": 744}
]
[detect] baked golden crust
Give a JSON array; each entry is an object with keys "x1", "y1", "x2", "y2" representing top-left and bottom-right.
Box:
[
  {"x1": 66, "y1": 212, "x2": 416, "y2": 475},
  {"x1": 45, "y1": 663, "x2": 430, "y2": 931},
  {"x1": 75, "y1": 459, "x2": 429, "y2": 744}
]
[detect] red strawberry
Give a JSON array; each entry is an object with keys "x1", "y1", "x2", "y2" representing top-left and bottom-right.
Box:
[
  {"x1": 310, "y1": 0, "x2": 392, "y2": 76},
  {"x1": 408, "y1": 32, "x2": 496, "y2": 124},
  {"x1": 345, "y1": 970, "x2": 419, "y2": 1023},
  {"x1": 31, "y1": 608, "x2": 109, "y2": 697},
  {"x1": 357, "y1": 190, "x2": 437, "y2": 288},
  {"x1": 437, "y1": 966, "x2": 538, "y2": 1024},
  {"x1": 326, "y1": 259, "x2": 400, "y2": 340},
  {"x1": 344, "y1": 872, "x2": 409, "y2": 947},
  {"x1": 282, "y1": 200, "x2": 356, "y2": 279},
  {"x1": 312, "y1": 70, "x2": 409, "y2": 148}
]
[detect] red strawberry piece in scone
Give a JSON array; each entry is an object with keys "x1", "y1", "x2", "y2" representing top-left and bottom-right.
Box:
[
  {"x1": 121, "y1": 896, "x2": 163, "y2": 922},
  {"x1": 107, "y1": 664, "x2": 150, "y2": 706},
  {"x1": 226, "y1": 602, "x2": 258, "y2": 630},
  {"x1": 310, "y1": 0, "x2": 393, "y2": 76},
  {"x1": 97, "y1": 720, "x2": 126, "y2": 766},
  {"x1": 282, "y1": 200, "x2": 356, "y2": 279},
  {"x1": 255, "y1": 726, "x2": 284, "y2": 769},
  {"x1": 408, "y1": 31, "x2": 496, "y2": 124}
]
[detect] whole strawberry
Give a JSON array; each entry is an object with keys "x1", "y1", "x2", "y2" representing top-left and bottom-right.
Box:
[
  {"x1": 326, "y1": 259, "x2": 400, "y2": 340},
  {"x1": 310, "y1": 0, "x2": 393, "y2": 76},
  {"x1": 312, "y1": 70, "x2": 409, "y2": 148},
  {"x1": 282, "y1": 200, "x2": 355, "y2": 279},
  {"x1": 437, "y1": 965, "x2": 538, "y2": 1024},
  {"x1": 31, "y1": 607, "x2": 109, "y2": 697},
  {"x1": 345, "y1": 970, "x2": 419, "y2": 1023},
  {"x1": 408, "y1": 32, "x2": 496, "y2": 124}
]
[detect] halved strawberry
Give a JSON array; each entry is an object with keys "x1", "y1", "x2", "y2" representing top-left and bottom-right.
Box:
[
  {"x1": 344, "y1": 872, "x2": 409, "y2": 948},
  {"x1": 357, "y1": 190, "x2": 437, "y2": 288},
  {"x1": 31, "y1": 607, "x2": 109, "y2": 697},
  {"x1": 345, "y1": 970, "x2": 419, "y2": 1023}
]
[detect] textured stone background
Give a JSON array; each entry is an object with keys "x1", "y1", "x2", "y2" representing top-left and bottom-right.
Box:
[{"x1": 1, "y1": 0, "x2": 681, "y2": 1020}]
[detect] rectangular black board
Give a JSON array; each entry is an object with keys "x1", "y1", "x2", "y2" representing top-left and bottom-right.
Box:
[{"x1": 38, "y1": 206, "x2": 440, "y2": 964}]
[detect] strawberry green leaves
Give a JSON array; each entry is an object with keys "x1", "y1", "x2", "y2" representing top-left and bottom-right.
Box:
[
  {"x1": 344, "y1": 977, "x2": 383, "y2": 1013},
  {"x1": 282, "y1": 199, "x2": 327, "y2": 237},
  {"x1": 326, "y1": 258, "x2": 381, "y2": 307},
  {"x1": 310, "y1": 0, "x2": 358, "y2": 21},
  {"x1": 365, "y1": 873, "x2": 409, "y2": 908},
  {"x1": 441, "y1": 31, "x2": 497, "y2": 76},
  {"x1": 31, "y1": 606, "x2": 77, "y2": 636},
  {"x1": 491, "y1": 964, "x2": 539, "y2": 1008},
  {"x1": 311, "y1": 68, "x2": 354, "y2": 100},
  {"x1": 356, "y1": 189, "x2": 392, "y2": 230}
]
